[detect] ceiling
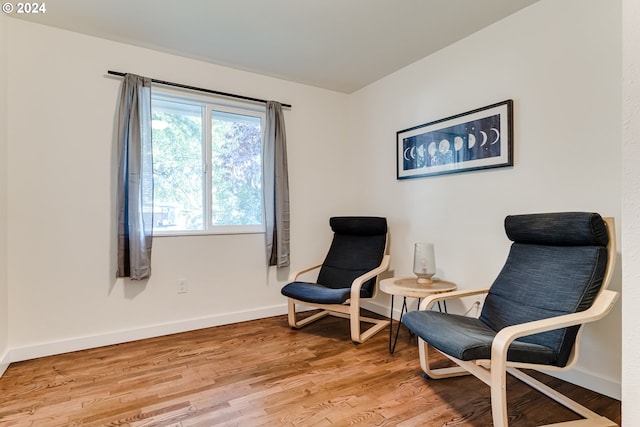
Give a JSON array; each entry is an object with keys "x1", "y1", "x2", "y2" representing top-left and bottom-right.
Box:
[{"x1": 11, "y1": 0, "x2": 540, "y2": 93}]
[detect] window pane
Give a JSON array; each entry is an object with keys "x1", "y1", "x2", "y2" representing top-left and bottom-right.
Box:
[
  {"x1": 211, "y1": 110, "x2": 263, "y2": 226},
  {"x1": 152, "y1": 99, "x2": 204, "y2": 232}
]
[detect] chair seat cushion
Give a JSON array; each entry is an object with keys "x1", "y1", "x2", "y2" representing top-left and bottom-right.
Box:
[
  {"x1": 402, "y1": 310, "x2": 558, "y2": 365},
  {"x1": 281, "y1": 281, "x2": 362, "y2": 304}
]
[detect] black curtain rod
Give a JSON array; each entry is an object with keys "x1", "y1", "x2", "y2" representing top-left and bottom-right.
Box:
[{"x1": 107, "y1": 70, "x2": 292, "y2": 109}]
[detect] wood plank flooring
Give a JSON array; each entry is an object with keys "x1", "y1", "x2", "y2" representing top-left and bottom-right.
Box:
[{"x1": 0, "y1": 313, "x2": 621, "y2": 426}]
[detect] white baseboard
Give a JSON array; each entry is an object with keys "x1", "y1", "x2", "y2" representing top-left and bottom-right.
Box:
[
  {"x1": 362, "y1": 299, "x2": 400, "y2": 319},
  {"x1": 7, "y1": 304, "x2": 289, "y2": 365},
  {"x1": 0, "y1": 349, "x2": 9, "y2": 377},
  {"x1": 0, "y1": 300, "x2": 400, "y2": 373},
  {"x1": 547, "y1": 368, "x2": 621, "y2": 401}
]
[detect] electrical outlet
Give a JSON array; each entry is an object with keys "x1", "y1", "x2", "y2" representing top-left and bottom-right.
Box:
[{"x1": 178, "y1": 279, "x2": 188, "y2": 294}]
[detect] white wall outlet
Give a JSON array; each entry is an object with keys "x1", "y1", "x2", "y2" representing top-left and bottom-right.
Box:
[
  {"x1": 178, "y1": 279, "x2": 188, "y2": 294},
  {"x1": 474, "y1": 300, "x2": 481, "y2": 315}
]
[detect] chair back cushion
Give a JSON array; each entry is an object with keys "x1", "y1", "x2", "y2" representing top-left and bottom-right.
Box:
[
  {"x1": 316, "y1": 217, "x2": 387, "y2": 297},
  {"x1": 479, "y1": 212, "x2": 609, "y2": 366}
]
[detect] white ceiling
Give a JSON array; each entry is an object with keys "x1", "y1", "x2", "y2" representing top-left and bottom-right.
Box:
[{"x1": 11, "y1": 0, "x2": 540, "y2": 93}]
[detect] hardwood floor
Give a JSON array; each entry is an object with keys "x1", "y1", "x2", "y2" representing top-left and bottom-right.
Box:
[{"x1": 0, "y1": 313, "x2": 621, "y2": 426}]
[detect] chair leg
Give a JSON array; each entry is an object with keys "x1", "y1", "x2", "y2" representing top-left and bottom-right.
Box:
[
  {"x1": 416, "y1": 337, "x2": 617, "y2": 427},
  {"x1": 489, "y1": 367, "x2": 618, "y2": 427},
  {"x1": 287, "y1": 299, "x2": 330, "y2": 328},
  {"x1": 418, "y1": 339, "x2": 472, "y2": 379},
  {"x1": 506, "y1": 368, "x2": 618, "y2": 426},
  {"x1": 350, "y1": 304, "x2": 361, "y2": 342},
  {"x1": 490, "y1": 357, "x2": 509, "y2": 427},
  {"x1": 349, "y1": 305, "x2": 389, "y2": 343},
  {"x1": 286, "y1": 299, "x2": 389, "y2": 343}
]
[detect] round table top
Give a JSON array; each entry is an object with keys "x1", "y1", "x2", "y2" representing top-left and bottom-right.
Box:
[{"x1": 379, "y1": 277, "x2": 457, "y2": 298}]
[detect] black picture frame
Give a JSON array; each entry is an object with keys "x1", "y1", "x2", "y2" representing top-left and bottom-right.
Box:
[{"x1": 396, "y1": 100, "x2": 513, "y2": 180}]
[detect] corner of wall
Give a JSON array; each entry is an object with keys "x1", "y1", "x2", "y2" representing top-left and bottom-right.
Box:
[
  {"x1": 622, "y1": 0, "x2": 640, "y2": 422},
  {"x1": 0, "y1": 350, "x2": 9, "y2": 377},
  {"x1": 0, "y1": 12, "x2": 10, "y2": 376}
]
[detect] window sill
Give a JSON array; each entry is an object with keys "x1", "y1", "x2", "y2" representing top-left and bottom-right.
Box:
[{"x1": 153, "y1": 226, "x2": 265, "y2": 237}]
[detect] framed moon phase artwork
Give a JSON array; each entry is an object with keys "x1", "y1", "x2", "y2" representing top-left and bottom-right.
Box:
[{"x1": 396, "y1": 99, "x2": 513, "y2": 180}]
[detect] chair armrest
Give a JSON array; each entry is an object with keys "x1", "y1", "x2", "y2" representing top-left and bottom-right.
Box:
[
  {"x1": 419, "y1": 288, "x2": 490, "y2": 310},
  {"x1": 349, "y1": 255, "x2": 391, "y2": 298},
  {"x1": 491, "y1": 290, "x2": 619, "y2": 361},
  {"x1": 287, "y1": 263, "x2": 323, "y2": 282}
]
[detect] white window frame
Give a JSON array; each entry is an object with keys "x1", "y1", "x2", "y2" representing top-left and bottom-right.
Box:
[{"x1": 151, "y1": 89, "x2": 266, "y2": 237}]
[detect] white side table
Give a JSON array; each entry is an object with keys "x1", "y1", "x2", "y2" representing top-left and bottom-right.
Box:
[{"x1": 380, "y1": 277, "x2": 457, "y2": 354}]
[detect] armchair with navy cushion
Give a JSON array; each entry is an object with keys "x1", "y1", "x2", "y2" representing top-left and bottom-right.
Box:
[
  {"x1": 281, "y1": 216, "x2": 390, "y2": 343},
  {"x1": 402, "y1": 212, "x2": 618, "y2": 427}
]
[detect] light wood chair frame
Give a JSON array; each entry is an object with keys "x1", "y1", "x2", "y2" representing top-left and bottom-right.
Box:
[
  {"x1": 415, "y1": 217, "x2": 619, "y2": 427},
  {"x1": 286, "y1": 235, "x2": 391, "y2": 343}
]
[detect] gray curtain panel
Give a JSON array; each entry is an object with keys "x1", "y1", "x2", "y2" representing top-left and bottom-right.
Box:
[
  {"x1": 263, "y1": 101, "x2": 290, "y2": 267},
  {"x1": 116, "y1": 74, "x2": 154, "y2": 280}
]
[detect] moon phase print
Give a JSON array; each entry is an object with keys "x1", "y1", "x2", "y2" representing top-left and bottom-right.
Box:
[{"x1": 396, "y1": 100, "x2": 513, "y2": 180}]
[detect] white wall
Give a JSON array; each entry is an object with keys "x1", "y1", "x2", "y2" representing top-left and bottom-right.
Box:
[
  {"x1": 351, "y1": 0, "x2": 622, "y2": 398},
  {"x1": 0, "y1": 11, "x2": 9, "y2": 375},
  {"x1": 622, "y1": 0, "x2": 640, "y2": 423},
  {"x1": 3, "y1": 0, "x2": 627, "y2": 405},
  {"x1": 5, "y1": 19, "x2": 354, "y2": 359}
]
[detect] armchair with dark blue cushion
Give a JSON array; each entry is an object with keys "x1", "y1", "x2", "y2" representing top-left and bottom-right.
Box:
[
  {"x1": 281, "y1": 216, "x2": 390, "y2": 343},
  {"x1": 402, "y1": 212, "x2": 618, "y2": 427}
]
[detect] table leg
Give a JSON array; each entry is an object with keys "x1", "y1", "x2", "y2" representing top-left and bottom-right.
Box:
[
  {"x1": 388, "y1": 295, "x2": 448, "y2": 354},
  {"x1": 418, "y1": 298, "x2": 447, "y2": 313},
  {"x1": 389, "y1": 295, "x2": 408, "y2": 354},
  {"x1": 388, "y1": 295, "x2": 394, "y2": 353}
]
